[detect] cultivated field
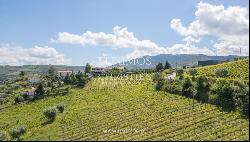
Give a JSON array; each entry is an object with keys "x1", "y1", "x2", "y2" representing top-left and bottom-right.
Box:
[{"x1": 1, "y1": 75, "x2": 248, "y2": 141}]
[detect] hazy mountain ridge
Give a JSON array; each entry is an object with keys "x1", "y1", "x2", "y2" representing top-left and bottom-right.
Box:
[{"x1": 112, "y1": 54, "x2": 241, "y2": 69}]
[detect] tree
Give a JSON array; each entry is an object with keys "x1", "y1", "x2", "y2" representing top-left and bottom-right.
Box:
[
  {"x1": 48, "y1": 66, "x2": 56, "y2": 77},
  {"x1": 210, "y1": 80, "x2": 236, "y2": 111},
  {"x1": 214, "y1": 68, "x2": 228, "y2": 78},
  {"x1": 69, "y1": 74, "x2": 77, "y2": 85},
  {"x1": 43, "y1": 107, "x2": 57, "y2": 122},
  {"x1": 34, "y1": 83, "x2": 45, "y2": 100},
  {"x1": 189, "y1": 69, "x2": 197, "y2": 79},
  {"x1": 164, "y1": 61, "x2": 171, "y2": 69},
  {"x1": 182, "y1": 76, "x2": 195, "y2": 98},
  {"x1": 195, "y1": 75, "x2": 210, "y2": 103},
  {"x1": 56, "y1": 104, "x2": 65, "y2": 113},
  {"x1": 10, "y1": 125, "x2": 27, "y2": 141},
  {"x1": 155, "y1": 62, "x2": 164, "y2": 72},
  {"x1": 176, "y1": 69, "x2": 184, "y2": 76},
  {"x1": 85, "y1": 63, "x2": 91, "y2": 74},
  {"x1": 19, "y1": 71, "x2": 25, "y2": 77},
  {"x1": 63, "y1": 73, "x2": 71, "y2": 84},
  {"x1": 76, "y1": 72, "x2": 87, "y2": 87}
]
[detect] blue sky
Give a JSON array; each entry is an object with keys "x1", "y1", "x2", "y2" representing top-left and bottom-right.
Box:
[{"x1": 0, "y1": 0, "x2": 249, "y2": 66}]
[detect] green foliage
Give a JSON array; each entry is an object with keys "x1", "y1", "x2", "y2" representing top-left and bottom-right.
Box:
[
  {"x1": 14, "y1": 95, "x2": 25, "y2": 104},
  {"x1": 155, "y1": 62, "x2": 164, "y2": 72},
  {"x1": 56, "y1": 104, "x2": 65, "y2": 113},
  {"x1": 0, "y1": 131, "x2": 7, "y2": 141},
  {"x1": 19, "y1": 71, "x2": 26, "y2": 76},
  {"x1": 176, "y1": 69, "x2": 184, "y2": 76},
  {"x1": 182, "y1": 76, "x2": 195, "y2": 98},
  {"x1": 195, "y1": 75, "x2": 210, "y2": 103},
  {"x1": 164, "y1": 61, "x2": 171, "y2": 69},
  {"x1": 48, "y1": 66, "x2": 56, "y2": 77},
  {"x1": 85, "y1": 63, "x2": 91, "y2": 74},
  {"x1": 164, "y1": 80, "x2": 182, "y2": 95},
  {"x1": 214, "y1": 68, "x2": 229, "y2": 78},
  {"x1": 10, "y1": 125, "x2": 27, "y2": 140},
  {"x1": 210, "y1": 80, "x2": 236, "y2": 111},
  {"x1": 63, "y1": 73, "x2": 71, "y2": 84},
  {"x1": 233, "y1": 83, "x2": 249, "y2": 117},
  {"x1": 75, "y1": 72, "x2": 87, "y2": 87},
  {"x1": 188, "y1": 69, "x2": 197, "y2": 80},
  {"x1": 34, "y1": 83, "x2": 45, "y2": 100},
  {"x1": 43, "y1": 107, "x2": 57, "y2": 122}
]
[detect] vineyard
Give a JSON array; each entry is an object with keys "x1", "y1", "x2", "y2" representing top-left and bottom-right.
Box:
[
  {"x1": 194, "y1": 58, "x2": 249, "y2": 80},
  {"x1": 0, "y1": 75, "x2": 249, "y2": 141}
]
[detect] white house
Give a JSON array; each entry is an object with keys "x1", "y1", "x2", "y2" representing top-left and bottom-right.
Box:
[{"x1": 166, "y1": 72, "x2": 176, "y2": 80}]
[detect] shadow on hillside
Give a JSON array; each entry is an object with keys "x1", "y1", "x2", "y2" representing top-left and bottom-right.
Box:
[{"x1": 41, "y1": 120, "x2": 54, "y2": 126}]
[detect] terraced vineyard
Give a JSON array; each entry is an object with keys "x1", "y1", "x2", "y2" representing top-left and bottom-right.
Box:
[
  {"x1": 0, "y1": 75, "x2": 249, "y2": 141},
  {"x1": 194, "y1": 58, "x2": 249, "y2": 80}
]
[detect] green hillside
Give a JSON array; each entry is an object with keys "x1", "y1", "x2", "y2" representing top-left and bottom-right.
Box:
[
  {"x1": 194, "y1": 58, "x2": 249, "y2": 80},
  {"x1": 0, "y1": 76, "x2": 248, "y2": 141}
]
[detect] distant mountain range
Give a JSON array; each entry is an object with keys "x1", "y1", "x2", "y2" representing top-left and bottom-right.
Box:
[
  {"x1": 0, "y1": 54, "x2": 245, "y2": 81},
  {"x1": 112, "y1": 54, "x2": 242, "y2": 69}
]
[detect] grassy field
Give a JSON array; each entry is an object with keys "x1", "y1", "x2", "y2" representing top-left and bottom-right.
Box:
[
  {"x1": 194, "y1": 58, "x2": 249, "y2": 80},
  {"x1": 0, "y1": 75, "x2": 249, "y2": 141}
]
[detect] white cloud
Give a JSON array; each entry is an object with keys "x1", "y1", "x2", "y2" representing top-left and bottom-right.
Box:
[
  {"x1": 51, "y1": 2, "x2": 248, "y2": 59},
  {"x1": 171, "y1": 1, "x2": 249, "y2": 56},
  {"x1": 0, "y1": 44, "x2": 71, "y2": 65},
  {"x1": 52, "y1": 26, "x2": 213, "y2": 58}
]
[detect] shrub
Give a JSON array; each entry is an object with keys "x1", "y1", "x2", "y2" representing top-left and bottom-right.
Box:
[
  {"x1": 210, "y1": 80, "x2": 236, "y2": 111},
  {"x1": 214, "y1": 68, "x2": 228, "y2": 78},
  {"x1": 43, "y1": 107, "x2": 57, "y2": 122},
  {"x1": 152, "y1": 73, "x2": 163, "y2": 83},
  {"x1": 0, "y1": 131, "x2": 7, "y2": 141},
  {"x1": 164, "y1": 80, "x2": 182, "y2": 95},
  {"x1": 14, "y1": 96, "x2": 25, "y2": 104},
  {"x1": 195, "y1": 75, "x2": 210, "y2": 103},
  {"x1": 155, "y1": 62, "x2": 164, "y2": 72},
  {"x1": 233, "y1": 84, "x2": 249, "y2": 117},
  {"x1": 10, "y1": 125, "x2": 27, "y2": 140},
  {"x1": 34, "y1": 83, "x2": 45, "y2": 100},
  {"x1": 189, "y1": 69, "x2": 197, "y2": 80},
  {"x1": 176, "y1": 69, "x2": 184, "y2": 76},
  {"x1": 182, "y1": 76, "x2": 195, "y2": 98},
  {"x1": 208, "y1": 93, "x2": 219, "y2": 105},
  {"x1": 56, "y1": 104, "x2": 65, "y2": 113}
]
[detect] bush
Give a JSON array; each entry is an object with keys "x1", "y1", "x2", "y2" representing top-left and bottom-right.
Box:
[
  {"x1": 14, "y1": 96, "x2": 25, "y2": 104},
  {"x1": 182, "y1": 77, "x2": 195, "y2": 98},
  {"x1": 214, "y1": 68, "x2": 228, "y2": 78},
  {"x1": 208, "y1": 94, "x2": 219, "y2": 105},
  {"x1": 43, "y1": 107, "x2": 57, "y2": 122},
  {"x1": 10, "y1": 126, "x2": 27, "y2": 140},
  {"x1": 189, "y1": 69, "x2": 197, "y2": 80},
  {"x1": 155, "y1": 80, "x2": 164, "y2": 91},
  {"x1": 164, "y1": 80, "x2": 182, "y2": 95},
  {"x1": 195, "y1": 75, "x2": 210, "y2": 103},
  {"x1": 155, "y1": 62, "x2": 164, "y2": 72},
  {"x1": 34, "y1": 83, "x2": 45, "y2": 100},
  {"x1": 56, "y1": 104, "x2": 65, "y2": 113},
  {"x1": 0, "y1": 131, "x2": 7, "y2": 141},
  {"x1": 176, "y1": 69, "x2": 184, "y2": 76},
  {"x1": 210, "y1": 80, "x2": 236, "y2": 111}
]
